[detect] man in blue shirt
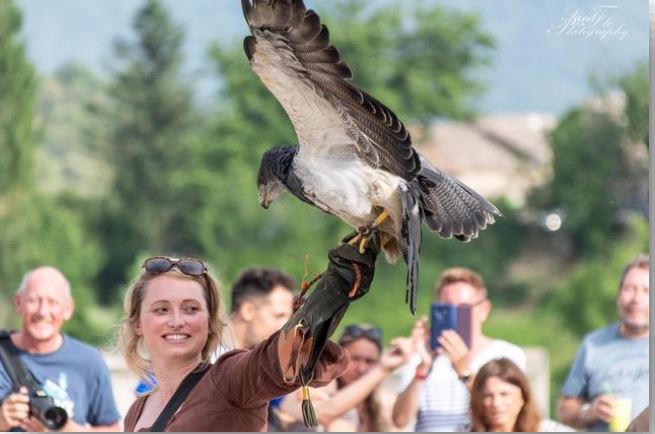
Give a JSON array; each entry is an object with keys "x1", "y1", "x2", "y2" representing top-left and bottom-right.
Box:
[
  {"x1": 0, "y1": 266, "x2": 121, "y2": 432},
  {"x1": 558, "y1": 255, "x2": 649, "y2": 432}
]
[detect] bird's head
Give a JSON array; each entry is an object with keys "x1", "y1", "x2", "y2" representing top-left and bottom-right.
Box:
[
  {"x1": 257, "y1": 177, "x2": 286, "y2": 209},
  {"x1": 257, "y1": 146, "x2": 296, "y2": 209}
]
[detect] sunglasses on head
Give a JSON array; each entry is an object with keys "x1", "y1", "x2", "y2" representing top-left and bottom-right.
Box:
[
  {"x1": 143, "y1": 256, "x2": 208, "y2": 277},
  {"x1": 341, "y1": 324, "x2": 383, "y2": 344}
]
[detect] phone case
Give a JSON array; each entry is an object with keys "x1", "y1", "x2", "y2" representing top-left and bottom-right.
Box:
[{"x1": 430, "y1": 303, "x2": 473, "y2": 350}]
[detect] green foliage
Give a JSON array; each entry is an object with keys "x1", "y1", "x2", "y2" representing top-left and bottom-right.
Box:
[
  {"x1": 529, "y1": 62, "x2": 649, "y2": 257},
  {"x1": 93, "y1": 0, "x2": 203, "y2": 302},
  {"x1": 545, "y1": 217, "x2": 648, "y2": 338},
  {"x1": 0, "y1": 192, "x2": 105, "y2": 343},
  {"x1": 530, "y1": 109, "x2": 628, "y2": 254},
  {"x1": 36, "y1": 63, "x2": 113, "y2": 197},
  {"x1": 618, "y1": 60, "x2": 648, "y2": 147},
  {"x1": 0, "y1": 0, "x2": 38, "y2": 193}
]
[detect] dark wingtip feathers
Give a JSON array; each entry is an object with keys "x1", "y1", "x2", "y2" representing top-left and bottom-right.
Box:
[{"x1": 242, "y1": 0, "x2": 253, "y2": 26}]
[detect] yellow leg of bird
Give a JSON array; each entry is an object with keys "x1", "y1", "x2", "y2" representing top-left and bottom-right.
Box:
[
  {"x1": 372, "y1": 209, "x2": 390, "y2": 228},
  {"x1": 357, "y1": 209, "x2": 390, "y2": 253},
  {"x1": 348, "y1": 233, "x2": 363, "y2": 246}
]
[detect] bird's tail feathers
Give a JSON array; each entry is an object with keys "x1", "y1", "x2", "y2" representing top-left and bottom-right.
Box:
[{"x1": 398, "y1": 183, "x2": 422, "y2": 316}]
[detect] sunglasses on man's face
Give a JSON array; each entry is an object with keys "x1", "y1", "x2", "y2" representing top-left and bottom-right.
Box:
[
  {"x1": 143, "y1": 257, "x2": 208, "y2": 276},
  {"x1": 341, "y1": 324, "x2": 383, "y2": 344}
]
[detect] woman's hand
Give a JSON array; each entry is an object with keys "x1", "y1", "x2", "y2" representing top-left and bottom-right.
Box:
[
  {"x1": 410, "y1": 316, "x2": 434, "y2": 374},
  {"x1": 379, "y1": 337, "x2": 414, "y2": 372}
]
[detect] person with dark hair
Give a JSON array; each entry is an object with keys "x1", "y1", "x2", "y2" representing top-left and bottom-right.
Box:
[
  {"x1": 226, "y1": 267, "x2": 297, "y2": 432},
  {"x1": 470, "y1": 358, "x2": 573, "y2": 432},
  {"x1": 393, "y1": 267, "x2": 526, "y2": 431},
  {"x1": 558, "y1": 255, "x2": 649, "y2": 432},
  {"x1": 227, "y1": 267, "x2": 295, "y2": 350},
  {"x1": 278, "y1": 324, "x2": 415, "y2": 432}
]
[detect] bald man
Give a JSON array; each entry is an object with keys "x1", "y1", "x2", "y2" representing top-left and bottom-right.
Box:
[{"x1": 0, "y1": 267, "x2": 120, "y2": 432}]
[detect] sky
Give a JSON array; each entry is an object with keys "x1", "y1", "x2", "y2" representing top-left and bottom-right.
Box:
[{"x1": 16, "y1": 0, "x2": 649, "y2": 114}]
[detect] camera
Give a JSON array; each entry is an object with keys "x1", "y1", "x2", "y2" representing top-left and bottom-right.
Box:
[{"x1": 29, "y1": 389, "x2": 68, "y2": 430}]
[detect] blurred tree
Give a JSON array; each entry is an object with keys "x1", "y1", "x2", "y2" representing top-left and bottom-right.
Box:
[
  {"x1": 619, "y1": 60, "x2": 648, "y2": 148},
  {"x1": 0, "y1": 0, "x2": 37, "y2": 194},
  {"x1": 531, "y1": 109, "x2": 627, "y2": 254},
  {"x1": 94, "y1": 0, "x2": 201, "y2": 303},
  {"x1": 36, "y1": 63, "x2": 113, "y2": 198},
  {"x1": 545, "y1": 216, "x2": 648, "y2": 337},
  {"x1": 530, "y1": 61, "x2": 649, "y2": 256},
  {"x1": 0, "y1": 194, "x2": 105, "y2": 343},
  {"x1": 0, "y1": 1, "x2": 103, "y2": 342}
]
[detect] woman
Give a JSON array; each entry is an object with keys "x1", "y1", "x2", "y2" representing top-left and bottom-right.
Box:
[
  {"x1": 119, "y1": 245, "x2": 377, "y2": 431},
  {"x1": 279, "y1": 324, "x2": 414, "y2": 432},
  {"x1": 470, "y1": 358, "x2": 573, "y2": 432}
]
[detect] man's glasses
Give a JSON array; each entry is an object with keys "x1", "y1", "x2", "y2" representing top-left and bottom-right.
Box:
[
  {"x1": 458, "y1": 298, "x2": 487, "y2": 308},
  {"x1": 143, "y1": 257, "x2": 208, "y2": 277},
  {"x1": 341, "y1": 324, "x2": 383, "y2": 345}
]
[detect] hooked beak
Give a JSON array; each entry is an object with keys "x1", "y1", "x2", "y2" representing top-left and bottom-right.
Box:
[{"x1": 259, "y1": 193, "x2": 270, "y2": 209}]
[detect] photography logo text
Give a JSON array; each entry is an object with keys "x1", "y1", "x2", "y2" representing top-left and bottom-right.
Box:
[{"x1": 548, "y1": 5, "x2": 629, "y2": 40}]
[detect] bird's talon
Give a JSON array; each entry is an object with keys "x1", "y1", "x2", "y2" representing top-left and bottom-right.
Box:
[
  {"x1": 348, "y1": 233, "x2": 362, "y2": 246},
  {"x1": 358, "y1": 236, "x2": 369, "y2": 254}
]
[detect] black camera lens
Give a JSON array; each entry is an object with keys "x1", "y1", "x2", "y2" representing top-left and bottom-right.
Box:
[
  {"x1": 30, "y1": 392, "x2": 68, "y2": 430},
  {"x1": 41, "y1": 406, "x2": 68, "y2": 430}
]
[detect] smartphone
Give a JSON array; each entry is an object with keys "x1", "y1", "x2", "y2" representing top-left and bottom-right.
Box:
[{"x1": 430, "y1": 303, "x2": 472, "y2": 350}]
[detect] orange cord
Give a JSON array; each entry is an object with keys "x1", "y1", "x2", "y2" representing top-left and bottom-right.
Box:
[{"x1": 347, "y1": 263, "x2": 361, "y2": 298}]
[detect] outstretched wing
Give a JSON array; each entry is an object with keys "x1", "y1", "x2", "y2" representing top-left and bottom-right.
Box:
[
  {"x1": 242, "y1": 0, "x2": 420, "y2": 180},
  {"x1": 416, "y1": 156, "x2": 501, "y2": 242}
]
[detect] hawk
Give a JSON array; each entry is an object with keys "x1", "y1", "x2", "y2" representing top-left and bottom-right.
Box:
[{"x1": 243, "y1": 0, "x2": 500, "y2": 314}]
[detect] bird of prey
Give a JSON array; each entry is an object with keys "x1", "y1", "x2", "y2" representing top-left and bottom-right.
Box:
[{"x1": 243, "y1": 0, "x2": 500, "y2": 314}]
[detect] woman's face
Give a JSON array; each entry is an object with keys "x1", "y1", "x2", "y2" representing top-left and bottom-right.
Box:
[
  {"x1": 481, "y1": 376, "x2": 525, "y2": 431},
  {"x1": 137, "y1": 273, "x2": 209, "y2": 365},
  {"x1": 339, "y1": 338, "x2": 380, "y2": 386}
]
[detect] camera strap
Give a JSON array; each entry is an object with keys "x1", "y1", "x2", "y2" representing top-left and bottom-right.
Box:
[
  {"x1": 0, "y1": 331, "x2": 42, "y2": 393},
  {"x1": 149, "y1": 365, "x2": 209, "y2": 432}
]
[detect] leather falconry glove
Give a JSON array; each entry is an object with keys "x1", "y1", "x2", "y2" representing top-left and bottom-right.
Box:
[{"x1": 278, "y1": 232, "x2": 380, "y2": 427}]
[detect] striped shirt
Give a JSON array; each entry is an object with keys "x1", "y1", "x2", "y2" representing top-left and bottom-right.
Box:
[{"x1": 397, "y1": 340, "x2": 526, "y2": 432}]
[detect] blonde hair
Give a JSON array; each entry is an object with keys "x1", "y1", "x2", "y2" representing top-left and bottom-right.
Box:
[
  {"x1": 435, "y1": 267, "x2": 487, "y2": 299},
  {"x1": 118, "y1": 268, "x2": 225, "y2": 380}
]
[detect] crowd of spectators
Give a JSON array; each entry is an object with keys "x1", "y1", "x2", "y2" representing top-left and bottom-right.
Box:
[{"x1": 0, "y1": 254, "x2": 649, "y2": 432}]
